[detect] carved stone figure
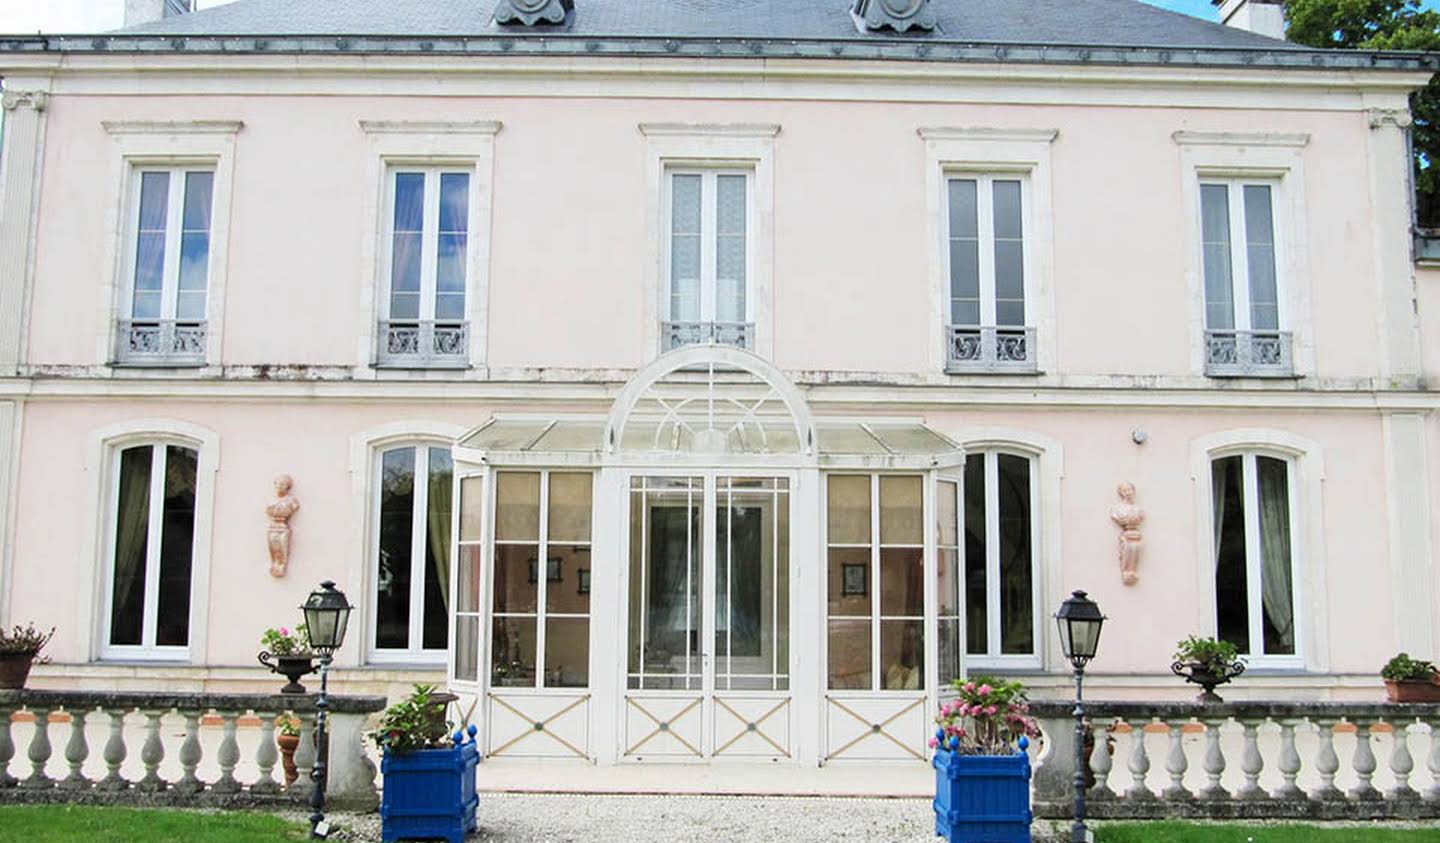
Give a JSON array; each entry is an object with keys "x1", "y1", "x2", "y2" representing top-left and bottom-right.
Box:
[
  {"x1": 266, "y1": 474, "x2": 300, "y2": 578},
  {"x1": 1110, "y1": 482, "x2": 1145, "y2": 586}
]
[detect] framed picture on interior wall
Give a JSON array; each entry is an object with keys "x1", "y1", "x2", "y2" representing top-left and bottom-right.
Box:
[
  {"x1": 841, "y1": 562, "x2": 868, "y2": 596},
  {"x1": 528, "y1": 557, "x2": 564, "y2": 584},
  {"x1": 577, "y1": 568, "x2": 591, "y2": 595}
]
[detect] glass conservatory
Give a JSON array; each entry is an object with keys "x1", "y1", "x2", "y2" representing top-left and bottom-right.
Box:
[{"x1": 446, "y1": 345, "x2": 977, "y2": 766}]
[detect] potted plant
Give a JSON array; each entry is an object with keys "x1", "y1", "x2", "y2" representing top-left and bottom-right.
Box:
[
  {"x1": 1170, "y1": 635, "x2": 1246, "y2": 703},
  {"x1": 257, "y1": 624, "x2": 317, "y2": 695},
  {"x1": 276, "y1": 714, "x2": 301, "y2": 785},
  {"x1": 931, "y1": 676, "x2": 1038, "y2": 843},
  {"x1": 372, "y1": 684, "x2": 479, "y2": 843},
  {"x1": 0, "y1": 622, "x2": 54, "y2": 690},
  {"x1": 1382, "y1": 653, "x2": 1440, "y2": 703}
]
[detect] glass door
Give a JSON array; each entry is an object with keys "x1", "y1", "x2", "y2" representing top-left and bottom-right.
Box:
[{"x1": 623, "y1": 474, "x2": 791, "y2": 760}]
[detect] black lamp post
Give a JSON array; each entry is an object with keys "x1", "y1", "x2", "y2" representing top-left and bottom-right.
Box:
[
  {"x1": 1055, "y1": 589, "x2": 1106, "y2": 843},
  {"x1": 301, "y1": 580, "x2": 353, "y2": 840}
]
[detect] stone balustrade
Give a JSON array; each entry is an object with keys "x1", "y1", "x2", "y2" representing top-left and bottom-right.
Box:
[
  {"x1": 1029, "y1": 700, "x2": 1440, "y2": 820},
  {"x1": 0, "y1": 688, "x2": 386, "y2": 810}
]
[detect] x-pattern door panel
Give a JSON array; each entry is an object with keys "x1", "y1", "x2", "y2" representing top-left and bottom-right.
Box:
[{"x1": 624, "y1": 474, "x2": 791, "y2": 760}]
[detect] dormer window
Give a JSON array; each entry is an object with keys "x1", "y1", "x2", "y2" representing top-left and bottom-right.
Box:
[
  {"x1": 851, "y1": 0, "x2": 936, "y2": 33},
  {"x1": 494, "y1": 0, "x2": 572, "y2": 26}
]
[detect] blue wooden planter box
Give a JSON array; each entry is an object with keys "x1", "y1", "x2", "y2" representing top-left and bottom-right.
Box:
[
  {"x1": 381, "y1": 725, "x2": 481, "y2": 843},
  {"x1": 932, "y1": 736, "x2": 1032, "y2": 843}
]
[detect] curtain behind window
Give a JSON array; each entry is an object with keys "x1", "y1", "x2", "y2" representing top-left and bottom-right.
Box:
[
  {"x1": 109, "y1": 446, "x2": 153, "y2": 646},
  {"x1": 1256, "y1": 457, "x2": 1295, "y2": 654}
]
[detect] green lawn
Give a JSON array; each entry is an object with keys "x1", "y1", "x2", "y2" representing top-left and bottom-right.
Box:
[
  {"x1": 1097, "y1": 822, "x2": 1440, "y2": 843},
  {"x1": 0, "y1": 806, "x2": 308, "y2": 843}
]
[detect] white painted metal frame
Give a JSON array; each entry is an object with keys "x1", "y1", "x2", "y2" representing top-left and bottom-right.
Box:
[
  {"x1": 366, "y1": 442, "x2": 451, "y2": 665},
  {"x1": 661, "y1": 168, "x2": 755, "y2": 343},
  {"x1": 450, "y1": 468, "x2": 486, "y2": 687},
  {"x1": 966, "y1": 449, "x2": 1044, "y2": 672}
]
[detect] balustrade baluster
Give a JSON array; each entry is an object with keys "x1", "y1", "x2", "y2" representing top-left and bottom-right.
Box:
[
  {"x1": 135, "y1": 709, "x2": 167, "y2": 792},
  {"x1": 21, "y1": 707, "x2": 53, "y2": 789},
  {"x1": 212, "y1": 711, "x2": 242, "y2": 794},
  {"x1": 96, "y1": 709, "x2": 129, "y2": 791},
  {"x1": 1274, "y1": 718, "x2": 1305, "y2": 802},
  {"x1": 1162, "y1": 719, "x2": 1193, "y2": 800},
  {"x1": 1125, "y1": 719, "x2": 1156, "y2": 800},
  {"x1": 1308, "y1": 717, "x2": 1342, "y2": 801},
  {"x1": 1087, "y1": 718, "x2": 1113, "y2": 800},
  {"x1": 1198, "y1": 718, "x2": 1228, "y2": 801},
  {"x1": 0, "y1": 705, "x2": 16, "y2": 788},
  {"x1": 1236, "y1": 718, "x2": 1266, "y2": 801},
  {"x1": 1349, "y1": 719, "x2": 1381, "y2": 801},
  {"x1": 252, "y1": 714, "x2": 281, "y2": 795},
  {"x1": 174, "y1": 710, "x2": 204, "y2": 795},
  {"x1": 1385, "y1": 718, "x2": 1418, "y2": 801},
  {"x1": 60, "y1": 708, "x2": 90, "y2": 791},
  {"x1": 290, "y1": 712, "x2": 316, "y2": 797},
  {"x1": 1427, "y1": 720, "x2": 1440, "y2": 802}
]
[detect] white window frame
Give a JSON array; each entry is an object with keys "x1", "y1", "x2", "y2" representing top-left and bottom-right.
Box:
[
  {"x1": 942, "y1": 173, "x2": 1033, "y2": 330},
  {"x1": 367, "y1": 440, "x2": 455, "y2": 665},
  {"x1": 98, "y1": 121, "x2": 241, "y2": 371},
  {"x1": 961, "y1": 449, "x2": 1043, "y2": 671},
  {"x1": 661, "y1": 167, "x2": 756, "y2": 342},
  {"x1": 356, "y1": 121, "x2": 499, "y2": 375},
  {"x1": 1198, "y1": 177, "x2": 1286, "y2": 333},
  {"x1": 1191, "y1": 428, "x2": 1326, "y2": 674},
  {"x1": 1175, "y1": 131, "x2": 1313, "y2": 377},
  {"x1": 82, "y1": 419, "x2": 219, "y2": 664},
  {"x1": 120, "y1": 166, "x2": 215, "y2": 325},
  {"x1": 639, "y1": 123, "x2": 778, "y2": 360},
  {"x1": 920, "y1": 127, "x2": 1057, "y2": 376},
  {"x1": 489, "y1": 468, "x2": 595, "y2": 691}
]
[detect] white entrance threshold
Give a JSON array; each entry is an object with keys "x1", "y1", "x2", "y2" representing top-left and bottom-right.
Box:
[{"x1": 474, "y1": 758, "x2": 934, "y2": 798}]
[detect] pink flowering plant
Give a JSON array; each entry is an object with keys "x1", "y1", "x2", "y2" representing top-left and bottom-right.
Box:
[
  {"x1": 931, "y1": 675, "x2": 1039, "y2": 755},
  {"x1": 259, "y1": 623, "x2": 311, "y2": 657}
]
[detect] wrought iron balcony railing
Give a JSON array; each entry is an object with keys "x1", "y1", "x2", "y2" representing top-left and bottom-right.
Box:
[
  {"x1": 944, "y1": 325, "x2": 1037, "y2": 374},
  {"x1": 114, "y1": 319, "x2": 207, "y2": 367},
  {"x1": 1204, "y1": 328, "x2": 1294, "y2": 377},
  {"x1": 661, "y1": 321, "x2": 754, "y2": 351},
  {"x1": 376, "y1": 320, "x2": 470, "y2": 368}
]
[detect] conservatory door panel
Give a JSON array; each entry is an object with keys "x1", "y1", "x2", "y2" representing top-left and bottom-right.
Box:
[
  {"x1": 486, "y1": 691, "x2": 590, "y2": 759},
  {"x1": 711, "y1": 695, "x2": 791, "y2": 759},
  {"x1": 623, "y1": 693, "x2": 706, "y2": 758},
  {"x1": 823, "y1": 695, "x2": 927, "y2": 762}
]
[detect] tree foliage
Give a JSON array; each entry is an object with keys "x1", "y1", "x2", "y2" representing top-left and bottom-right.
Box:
[{"x1": 1284, "y1": 1, "x2": 1440, "y2": 226}]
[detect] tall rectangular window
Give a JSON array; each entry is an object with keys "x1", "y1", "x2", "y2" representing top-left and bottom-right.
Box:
[
  {"x1": 664, "y1": 169, "x2": 752, "y2": 350},
  {"x1": 1211, "y1": 453, "x2": 1297, "y2": 659},
  {"x1": 378, "y1": 168, "x2": 472, "y2": 367},
  {"x1": 373, "y1": 444, "x2": 453, "y2": 659},
  {"x1": 945, "y1": 175, "x2": 1033, "y2": 372},
  {"x1": 105, "y1": 444, "x2": 198, "y2": 656},
  {"x1": 963, "y1": 451, "x2": 1038, "y2": 663},
  {"x1": 118, "y1": 168, "x2": 214, "y2": 366},
  {"x1": 826, "y1": 474, "x2": 924, "y2": 691},
  {"x1": 494, "y1": 471, "x2": 594, "y2": 689},
  {"x1": 1200, "y1": 180, "x2": 1290, "y2": 376}
]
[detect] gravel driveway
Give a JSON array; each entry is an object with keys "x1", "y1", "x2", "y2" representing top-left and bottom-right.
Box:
[{"x1": 306, "y1": 793, "x2": 1014, "y2": 843}]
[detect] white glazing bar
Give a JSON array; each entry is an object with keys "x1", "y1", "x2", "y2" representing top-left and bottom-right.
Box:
[
  {"x1": 140, "y1": 445, "x2": 167, "y2": 649},
  {"x1": 1241, "y1": 454, "x2": 1265, "y2": 656},
  {"x1": 985, "y1": 452, "x2": 1001, "y2": 656},
  {"x1": 870, "y1": 473, "x2": 881, "y2": 691},
  {"x1": 1229, "y1": 184, "x2": 1254, "y2": 332},
  {"x1": 408, "y1": 446, "x2": 430, "y2": 655},
  {"x1": 536, "y1": 471, "x2": 550, "y2": 689}
]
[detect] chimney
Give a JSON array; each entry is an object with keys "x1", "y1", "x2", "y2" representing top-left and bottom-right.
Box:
[
  {"x1": 1212, "y1": 0, "x2": 1286, "y2": 40},
  {"x1": 124, "y1": 0, "x2": 196, "y2": 27}
]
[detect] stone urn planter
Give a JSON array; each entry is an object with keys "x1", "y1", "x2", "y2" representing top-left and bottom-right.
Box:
[
  {"x1": 1171, "y1": 659, "x2": 1246, "y2": 703},
  {"x1": 932, "y1": 732, "x2": 1032, "y2": 843},
  {"x1": 258, "y1": 651, "x2": 319, "y2": 695}
]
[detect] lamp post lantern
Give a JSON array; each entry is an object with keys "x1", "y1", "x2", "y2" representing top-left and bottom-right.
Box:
[
  {"x1": 1055, "y1": 589, "x2": 1106, "y2": 843},
  {"x1": 301, "y1": 580, "x2": 353, "y2": 839}
]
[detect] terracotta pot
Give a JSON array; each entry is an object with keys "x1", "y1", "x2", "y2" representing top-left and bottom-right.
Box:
[
  {"x1": 1384, "y1": 677, "x2": 1440, "y2": 703},
  {"x1": 0, "y1": 652, "x2": 36, "y2": 690},
  {"x1": 277, "y1": 732, "x2": 300, "y2": 785}
]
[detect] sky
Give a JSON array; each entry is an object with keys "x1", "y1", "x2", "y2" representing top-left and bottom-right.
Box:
[{"x1": 0, "y1": 0, "x2": 1437, "y2": 36}]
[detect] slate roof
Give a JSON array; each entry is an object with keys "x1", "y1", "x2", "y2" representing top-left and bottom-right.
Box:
[{"x1": 111, "y1": 0, "x2": 1292, "y2": 51}]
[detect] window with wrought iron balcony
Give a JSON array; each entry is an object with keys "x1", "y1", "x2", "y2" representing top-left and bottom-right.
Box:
[
  {"x1": 943, "y1": 175, "x2": 1036, "y2": 374},
  {"x1": 115, "y1": 168, "x2": 213, "y2": 367},
  {"x1": 1199, "y1": 180, "x2": 1293, "y2": 377},
  {"x1": 376, "y1": 169, "x2": 472, "y2": 368},
  {"x1": 662, "y1": 169, "x2": 754, "y2": 352}
]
